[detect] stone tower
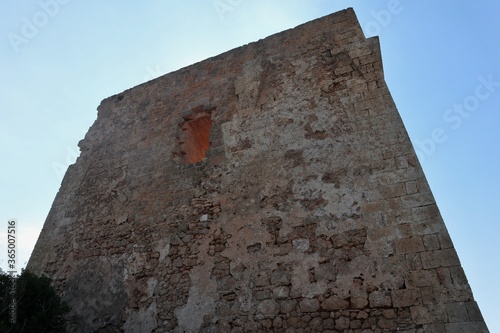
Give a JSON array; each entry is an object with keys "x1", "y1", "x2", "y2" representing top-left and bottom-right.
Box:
[{"x1": 28, "y1": 8, "x2": 488, "y2": 333}]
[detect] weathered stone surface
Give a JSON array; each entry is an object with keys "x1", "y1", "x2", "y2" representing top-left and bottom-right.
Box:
[
  {"x1": 321, "y1": 295, "x2": 349, "y2": 311},
  {"x1": 27, "y1": 7, "x2": 488, "y2": 333},
  {"x1": 299, "y1": 298, "x2": 320, "y2": 313}
]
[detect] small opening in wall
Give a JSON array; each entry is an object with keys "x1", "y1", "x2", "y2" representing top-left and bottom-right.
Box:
[{"x1": 177, "y1": 106, "x2": 214, "y2": 164}]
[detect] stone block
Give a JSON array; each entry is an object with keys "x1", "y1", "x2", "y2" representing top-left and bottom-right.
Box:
[
  {"x1": 421, "y1": 249, "x2": 460, "y2": 269},
  {"x1": 280, "y1": 300, "x2": 297, "y2": 314},
  {"x1": 420, "y1": 286, "x2": 436, "y2": 305},
  {"x1": 255, "y1": 290, "x2": 273, "y2": 301},
  {"x1": 378, "y1": 317, "x2": 398, "y2": 330},
  {"x1": 315, "y1": 261, "x2": 336, "y2": 282},
  {"x1": 321, "y1": 296, "x2": 349, "y2": 310},
  {"x1": 299, "y1": 298, "x2": 320, "y2": 313},
  {"x1": 273, "y1": 286, "x2": 290, "y2": 300},
  {"x1": 411, "y1": 220, "x2": 444, "y2": 236},
  {"x1": 348, "y1": 47, "x2": 373, "y2": 58},
  {"x1": 395, "y1": 237, "x2": 425, "y2": 254},
  {"x1": 273, "y1": 316, "x2": 283, "y2": 328},
  {"x1": 401, "y1": 192, "x2": 435, "y2": 209},
  {"x1": 410, "y1": 270, "x2": 438, "y2": 287},
  {"x1": 424, "y1": 323, "x2": 446, "y2": 333},
  {"x1": 271, "y1": 270, "x2": 291, "y2": 286},
  {"x1": 310, "y1": 316, "x2": 323, "y2": 329},
  {"x1": 405, "y1": 181, "x2": 419, "y2": 194},
  {"x1": 438, "y1": 232, "x2": 454, "y2": 249},
  {"x1": 423, "y1": 234, "x2": 441, "y2": 251},
  {"x1": 391, "y1": 289, "x2": 421, "y2": 308},
  {"x1": 406, "y1": 253, "x2": 423, "y2": 270},
  {"x1": 414, "y1": 305, "x2": 447, "y2": 326},
  {"x1": 351, "y1": 296, "x2": 368, "y2": 309},
  {"x1": 445, "y1": 302, "x2": 469, "y2": 323},
  {"x1": 445, "y1": 322, "x2": 489, "y2": 333},
  {"x1": 369, "y1": 291, "x2": 392, "y2": 308},
  {"x1": 412, "y1": 205, "x2": 440, "y2": 221},
  {"x1": 465, "y1": 301, "x2": 484, "y2": 322},
  {"x1": 334, "y1": 65, "x2": 354, "y2": 76},
  {"x1": 257, "y1": 299, "x2": 280, "y2": 316},
  {"x1": 335, "y1": 316, "x2": 350, "y2": 330}
]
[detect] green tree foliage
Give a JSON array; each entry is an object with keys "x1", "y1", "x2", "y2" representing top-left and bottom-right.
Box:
[{"x1": 0, "y1": 269, "x2": 69, "y2": 332}]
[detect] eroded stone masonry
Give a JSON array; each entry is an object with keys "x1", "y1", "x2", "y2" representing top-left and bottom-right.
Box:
[{"x1": 28, "y1": 8, "x2": 488, "y2": 333}]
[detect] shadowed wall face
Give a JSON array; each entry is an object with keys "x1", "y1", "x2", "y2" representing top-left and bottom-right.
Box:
[{"x1": 27, "y1": 8, "x2": 489, "y2": 333}]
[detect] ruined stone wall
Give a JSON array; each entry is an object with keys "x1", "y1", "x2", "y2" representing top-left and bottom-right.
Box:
[{"x1": 27, "y1": 8, "x2": 488, "y2": 333}]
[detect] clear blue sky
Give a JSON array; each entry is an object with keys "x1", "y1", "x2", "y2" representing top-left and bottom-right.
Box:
[{"x1": 1, "y1": 0, "x2": 498, "y2": 330}]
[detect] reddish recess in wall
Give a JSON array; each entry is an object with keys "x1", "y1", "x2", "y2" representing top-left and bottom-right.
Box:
[{"x1": 178, "y1": 109, "x2": 213, "y2": 164}]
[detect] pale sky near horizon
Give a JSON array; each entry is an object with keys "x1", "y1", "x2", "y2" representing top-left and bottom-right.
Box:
[{"x1": 0, "y1": 0, "x2": 499, "y2": 330}]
